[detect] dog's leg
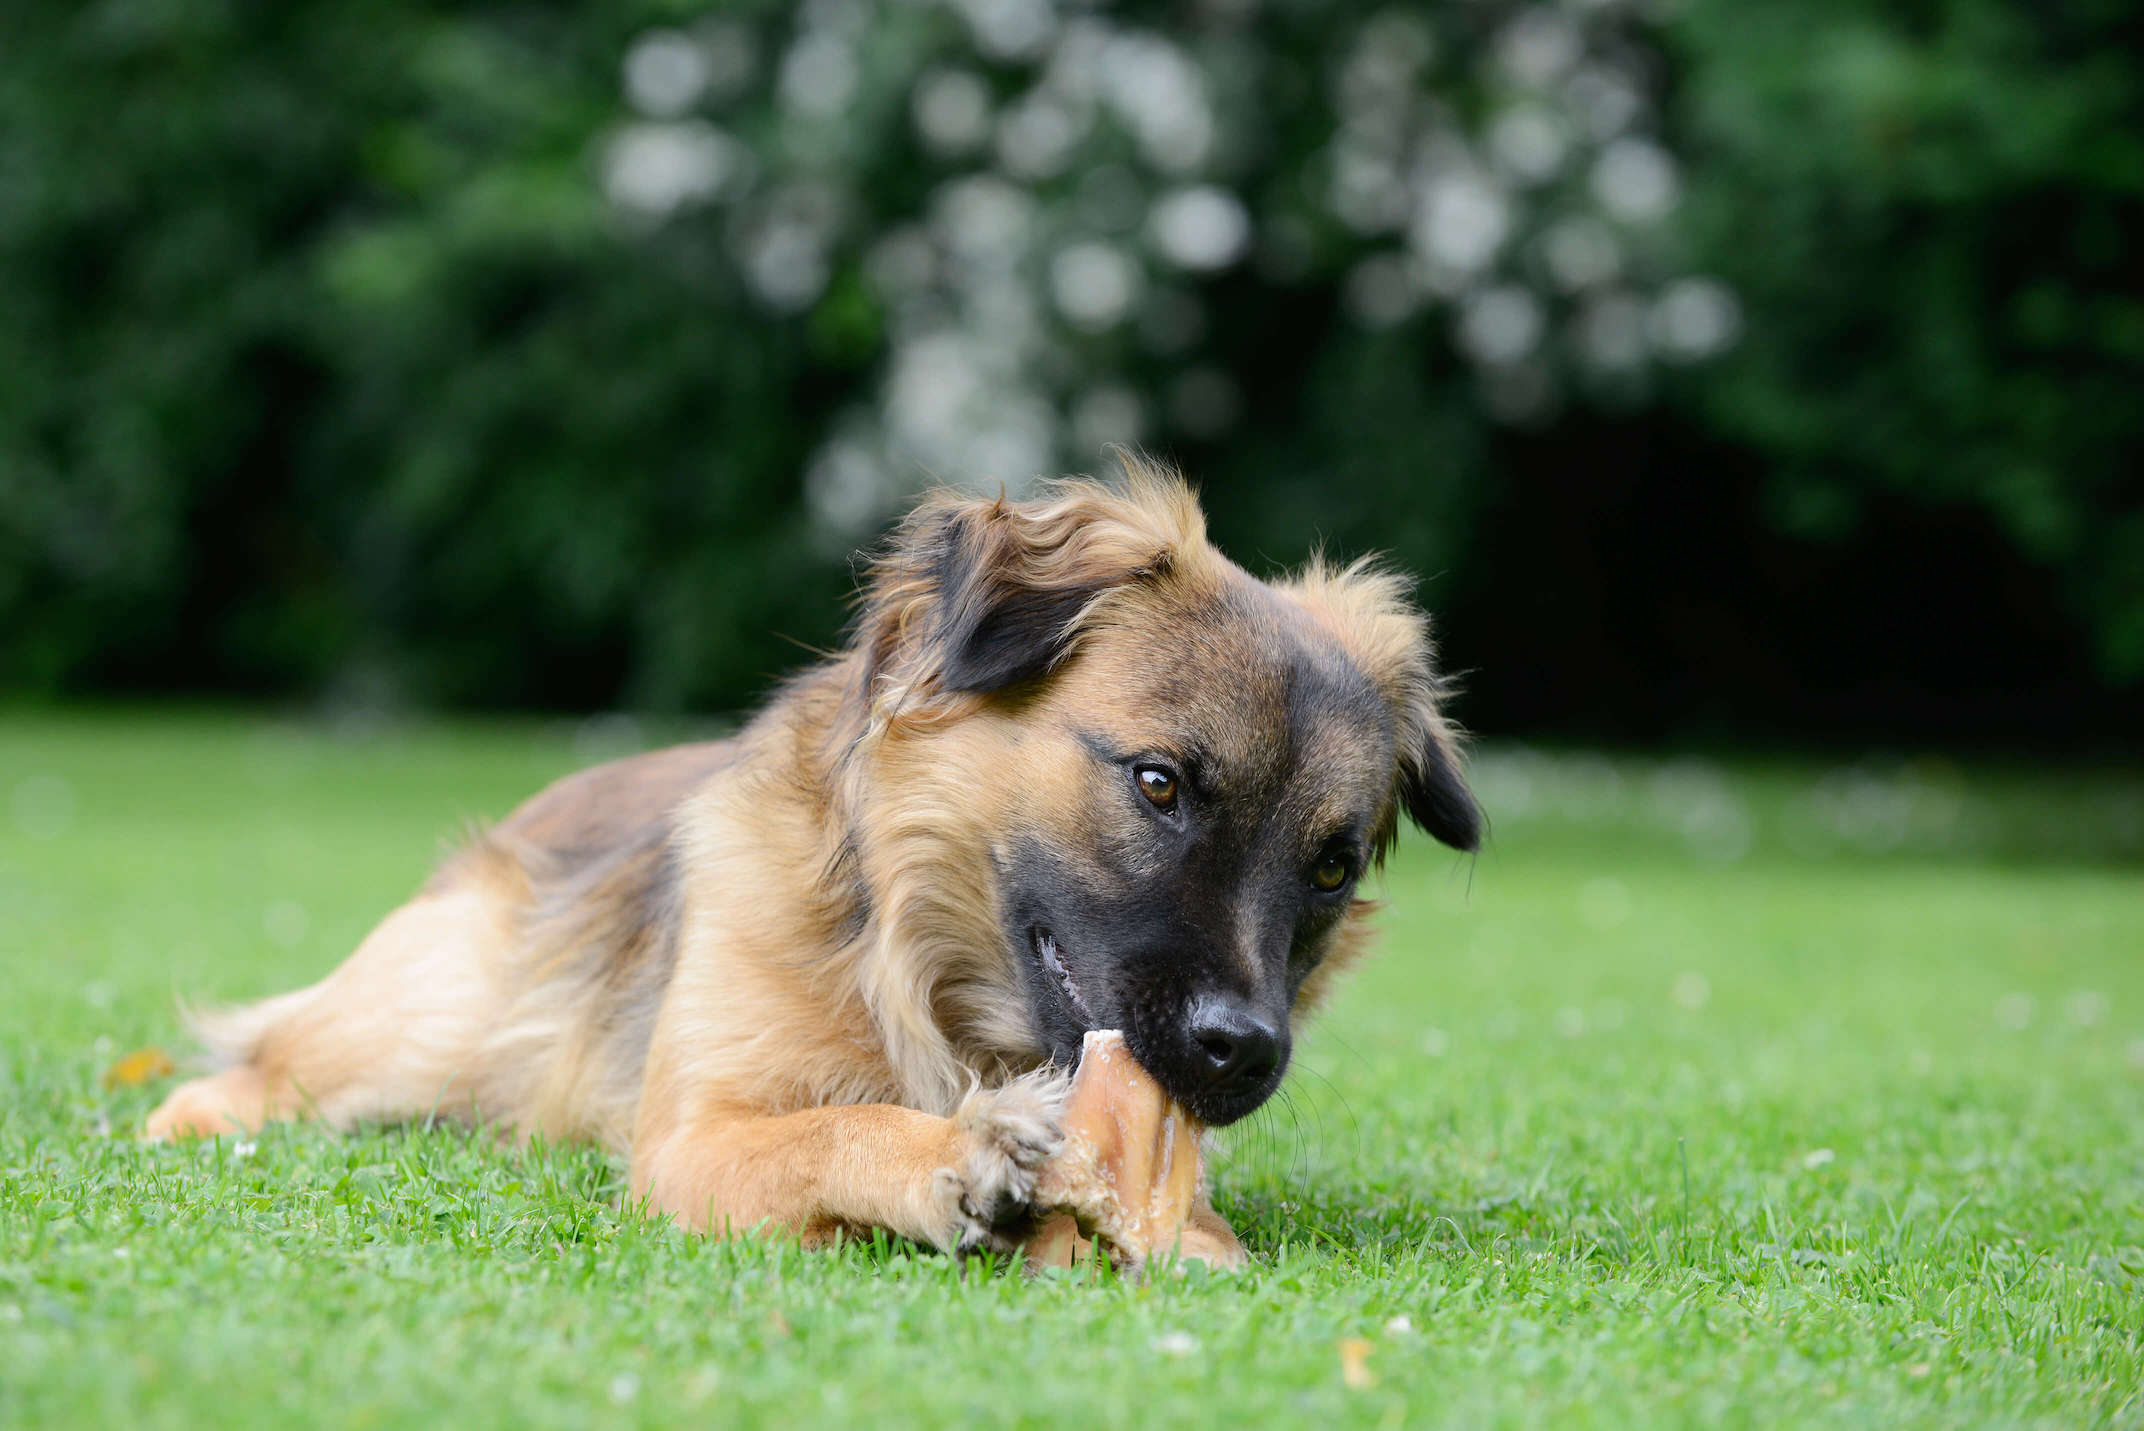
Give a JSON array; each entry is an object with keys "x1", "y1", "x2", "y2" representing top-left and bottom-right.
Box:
[
  {"x1": 143, "y1": 1064, "x2": 300, "y2": 1139},
  {"x1": 633, "y1": 1073, "x2": 1067, "y2": 1254},
  {"x1": 145, "y1": 883, "x2": 518, "y2": 1141}
]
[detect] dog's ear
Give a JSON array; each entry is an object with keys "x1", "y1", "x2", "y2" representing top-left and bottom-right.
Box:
[
  {"x1": 862, "y1": 473, "x2": 1201, "y2": 703},
  {"x1": 926, "y1": 497, "x2": 1158, "y2": 693},
  {"x1": 1284, "y1": 557, "x2": 1481, "y2": 855},
  {"x1": 1397, "y1": 699, "x2": 1481, "y2": 853}
]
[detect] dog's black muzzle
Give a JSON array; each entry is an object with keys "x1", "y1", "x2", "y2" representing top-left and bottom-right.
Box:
[{"x1": 1129, "y1": 991, "x2": 1290, "y2": 1127}]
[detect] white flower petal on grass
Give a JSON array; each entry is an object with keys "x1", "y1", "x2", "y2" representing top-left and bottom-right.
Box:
[
  {"x1": 1153, "y1": 1330, "x2": 1200, "y2": 1357},
  {"x1": 1802, "y1": 1148, "x2": 1836, "y2": 1170}
]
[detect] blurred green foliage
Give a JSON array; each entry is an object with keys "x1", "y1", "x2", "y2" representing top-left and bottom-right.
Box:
[
  {"x1": 0, "y1": 0, "x2": 2137, "y2": 729},
  {"x1": 1668, "y1": 0, "x2": 2144, "y2": 679},
  {"x1": 0, "y1": 2, "x2": 844, "y2": 709}
]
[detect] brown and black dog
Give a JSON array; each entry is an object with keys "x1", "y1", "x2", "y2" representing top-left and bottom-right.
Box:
[{"x1": 146, "y1": 465, "x2": 1480, "y2": 1263}]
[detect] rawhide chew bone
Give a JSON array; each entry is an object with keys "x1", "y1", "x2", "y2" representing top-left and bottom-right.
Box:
[{"x1": 1025, "y1": 1029, "x2": 1204, "y2": 1273}]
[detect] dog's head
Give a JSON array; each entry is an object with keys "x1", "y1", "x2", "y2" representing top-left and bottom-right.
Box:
[{"x1": 856, "y1": 465, "x2": 1478, "y2": 1126}]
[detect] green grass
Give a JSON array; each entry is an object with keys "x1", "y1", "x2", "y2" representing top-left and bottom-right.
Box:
[{"x1": 3, "y1": 709, "x2": 2141, "y2": 1430}]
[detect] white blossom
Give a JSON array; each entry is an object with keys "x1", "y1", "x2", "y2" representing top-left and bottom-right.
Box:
[
  {"x1": 603, "y1": 0, "x2": 1728, "y2": 526},
  {"x1": 914, "y1": 70, "x2": 994, "y2": 155},
  {"x1": 1592, "y1": 137, "x2": 1679, "y2": 221},
  {"x1": 624, "y1": 30, "x2": 710, "y2": 118},
  {"x1": 602, "y1": 121, "x2": 744, "y2": 218},
  {"x1": 1051, "y1": 242, "x2": 1141, "y2": 330},
  {"x1": 1457, "y1": 286, "x2": 1545, "y2": 367},
  {"x1": 1650, "y1": 278, "x2": 1742, "y2": 361},
  {"x1": 1148, "y1": 187, "x2": 1251, "y2": 271}
]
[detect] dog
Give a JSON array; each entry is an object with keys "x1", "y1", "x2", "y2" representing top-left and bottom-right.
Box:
[{"x1": 145, "y1": 465, "x2": 1480, "y2": 1264}]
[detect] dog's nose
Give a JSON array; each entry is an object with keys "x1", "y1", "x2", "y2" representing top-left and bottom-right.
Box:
[{"x1": 1187, "y1": 998, "x2": 1284, "y2": 1090}]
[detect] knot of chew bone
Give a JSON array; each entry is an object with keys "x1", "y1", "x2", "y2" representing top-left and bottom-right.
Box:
[{"x1": 1024, "y1": 1029, "x2": 1205, "y2": 1275}]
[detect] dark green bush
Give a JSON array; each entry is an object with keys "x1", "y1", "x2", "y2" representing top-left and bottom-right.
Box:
[
  {"x1": 1666, "y1": 0, "x2": 2144, "y2": 681},
  {"x1": 0, "y1": 2, "x2": 842, "y2": 708},
  {"x1": 1, "y1": 0, "x2": 2135, "y2": 732}
]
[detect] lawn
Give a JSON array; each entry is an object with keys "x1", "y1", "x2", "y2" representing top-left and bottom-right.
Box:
[{"x1": 3, "y1": 709, "x2": 2140, "y2": 1430}]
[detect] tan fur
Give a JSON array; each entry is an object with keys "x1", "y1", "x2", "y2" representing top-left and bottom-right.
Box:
[{"x1": 146, "y1": 460, "x2": 1466, "y2": 1260}]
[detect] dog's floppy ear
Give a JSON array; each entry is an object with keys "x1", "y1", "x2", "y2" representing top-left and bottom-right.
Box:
[
  {"x1": 1397, "y1": 698, "x2": 1481, "y2": 853},
  {"x1": 1285, "y1": 556, "x2": 1481, "y2": 855},
  {"x1": 927, "y1": 498, "x2": 1150, "y2": 693},
  {"x1": 861, "y1": 473, "x2": 1200, "y2": 704}
]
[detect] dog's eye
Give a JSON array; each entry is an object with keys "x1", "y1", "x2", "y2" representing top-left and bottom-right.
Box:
[
  {"x1": 1310, "y1": 851, "x2": 1352, "y2": 893},
  {"x1": 1134, "y1": 765, "x2": 1179, "y2": 812}
]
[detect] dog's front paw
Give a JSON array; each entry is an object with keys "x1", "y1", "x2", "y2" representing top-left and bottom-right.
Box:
[{"x1": 934, "y1": 1068, "x2": 1070, "y2": 1255}]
